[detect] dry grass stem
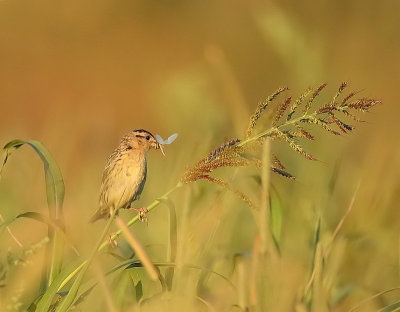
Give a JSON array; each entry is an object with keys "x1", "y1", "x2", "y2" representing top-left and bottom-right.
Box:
[
  {"x1": 93, "y1": 263, "x2": 118, "y2": 312},
  {"x1": 260, "y1": 139, "x2": 271, "y2": 254},
  {"x1": 115, "y1": 216, "x2": 158, "y2": 281}
]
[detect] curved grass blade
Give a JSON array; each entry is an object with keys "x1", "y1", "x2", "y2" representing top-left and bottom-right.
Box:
[
  {"x1": 17, "y1": 212, "x2": 79, "y2": 256},
  {"x1": 17, "y1": 212, "x2": 64, "y2": 231},
  {"x1": 34, "y1": 261, "x2": 81, "y2": 312},
  {"x1": 302, "y1": 216, "x2": 322, "y2": 304},
  {"x1": 46, "y1": 185, "x2": 183, "y2": 311},
  {"x1": 270, "y1": 185, "x2": 283, "y2": 252},
  {"x1": 55, "y1": 209, "x2": 117, "y2": 312},
  {"x1": 349, "y1": 287, "x2": 400, "y2": 312},
  {"x1": 70, "y1": 259, "x2": 160, "y2": 309},
  {"x1": 1, "y1": 140, "x2": 65, "y2": 217},
  {"x1": 379, "y1": 301, "x2": 400, "y2": 312},
  {"x1": 126, "y1": 262, "x2": 236, "y2": 291},
  {"x1": 159, "y1": 198, "x2": 177, "y2": 290},
  {"x1": 2, "y1": 211, "x2": 78, "y2": 255},
  {"x1": 1, "y1": 139, "x2": 65, "y2": 289}
]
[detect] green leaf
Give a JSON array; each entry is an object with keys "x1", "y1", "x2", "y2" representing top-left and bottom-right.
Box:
[
  {"x1": 34, "y1": 261, "x2": 81, "y2": 312},
  {"x1": 1, "y1": 211, "x2": 61, "y2": 235},
  {"x1": 59, "y1": 260, "x2": 140, "y2": 309},
  {"x1": 55, "y1": 210, "x2": 117, "y2": 312},
  {"x1": 1, "y1": 139, "x2": 65, "y2": 289},
  {"x1": 112, "y1": 270, "x2": 131, "y2": 309},
  {"x1": 312, "y1": 217, "x2": 321, "y2": 262},
  {"x1": 301, "y1": 216, "x2": 322, "y2": 305},
  {"x1": 17, "y1": 212, "x2": 63, "y2": 231},
  {"x1": 135, "y1": 280, "x2": 143, "y2": 302},
  {"x1": 17, "y1": 212, "x2": 78, "y2": 256},
  {"x1": 2, "y1": 140, "x2": 65, "y2": 217},
  {"x1": 380, "y1": 301, "x2": 400, "y2": 312}
]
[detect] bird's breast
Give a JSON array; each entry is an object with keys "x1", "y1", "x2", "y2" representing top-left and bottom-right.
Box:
[{"x1": 100, "y1": 152, "x2": 147, "y2": 209}]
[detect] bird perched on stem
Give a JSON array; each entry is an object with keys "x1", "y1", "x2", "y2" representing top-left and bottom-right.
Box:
[{"x1": 90, "y1": 129, "x2": 164, "y2": 222}]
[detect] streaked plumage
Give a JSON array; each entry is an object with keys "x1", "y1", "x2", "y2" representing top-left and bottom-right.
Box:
[{"x1": 90, "y1": 129, "x2": 163, "y2": 222}]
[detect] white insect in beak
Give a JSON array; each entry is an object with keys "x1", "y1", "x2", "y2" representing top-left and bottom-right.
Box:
[{"x1": 155, "y1": 133, "x2": 178, "y2": 157}]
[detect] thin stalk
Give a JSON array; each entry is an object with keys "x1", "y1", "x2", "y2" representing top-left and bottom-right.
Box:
[
  {"x1": 55, "y1": 209, "x2": 118, "y2": 312},
  {"x1": 165, "y1": 199, "x2": 177, "y2": 290},
  {"x1": 115, "y1": 216, "x2": 158, "y2": 280},
  {"x1": 57, "y1": 262, "x2": 87, "y2": 292},
  {"x1": 93, "y1": 263, "x2": 118, "y2": 312},
  {"x1": 236, "y1": 257, "x2": 248, "y2": 311},
  {"x1": 56, "y1": 182, "x2": 183, "y2": 293},
  {"x1": 260, "y1": 139, "x2": 271, "y2": 255}
]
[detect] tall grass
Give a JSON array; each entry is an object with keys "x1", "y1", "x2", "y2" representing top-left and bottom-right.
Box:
[{"x1": 0, "y1": 83, "x2": 390, "y2": 311}]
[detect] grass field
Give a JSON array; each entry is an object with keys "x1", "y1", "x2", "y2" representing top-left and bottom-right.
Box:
[{"x1": 0, "y1": 1, "x2": 399, "y2": 311}]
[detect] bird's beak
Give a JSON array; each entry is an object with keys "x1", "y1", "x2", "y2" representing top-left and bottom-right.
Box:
[{"x1": 158, "y1": 143, "x2": 165, "y2": 156}]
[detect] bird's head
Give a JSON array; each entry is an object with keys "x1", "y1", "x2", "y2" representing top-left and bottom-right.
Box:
[{"x1": 122, "y1": 129, "x2": 165, "y2": 154}]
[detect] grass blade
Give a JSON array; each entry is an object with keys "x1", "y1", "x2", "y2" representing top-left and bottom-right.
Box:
[
  {"x1": 260, "y1": 139, "x2": 271, "y2": 254},
  {"x1": 379, "y1": 301, "x2": 400, "y2": 312},
  {"x1": 1, "y1": 139, "x2": 65, "y2": 290},
  {"x1": 55, "y1": 209, "x2": 117, "y2": 312},
  {"x1": 163, "y1": 199, "x2": 177, "y2": 290},
  {"x1": 270, "y1": 185, "x2": 283, "y2": 251},
  {"x1": 34, "y1": 261, "x2": 81, "y2": 312}
]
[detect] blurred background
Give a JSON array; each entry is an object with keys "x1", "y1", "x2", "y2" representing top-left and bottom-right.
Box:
[{"x1": 0, "y1": 0, "x2": 399, "y2": 311}]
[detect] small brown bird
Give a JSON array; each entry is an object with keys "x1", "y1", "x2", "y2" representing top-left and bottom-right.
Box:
[{"x1": 90, "y1": 129, "x2": 164, "y2": 222}]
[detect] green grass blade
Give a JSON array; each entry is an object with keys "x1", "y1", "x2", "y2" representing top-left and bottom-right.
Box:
[
  {"x1": 53, "y1": 260, "x2": 140, "y2": 310},
  {"x1": 112, "y1": 270, "x2": 131, "y2": 309},
  {"x1": 1, "y1": 139, "x2": 65, "y2": 289},
  {"x1": 164, "y1": 198, "x2": 177, "y2": 290},
  {"x1": 2, "y1": 140, "x2": 65, "y2": 217},
  {"x1": 76, "y1": 260, "x2": 141, "y2": 300},
  {"x1": 380, "y1": 301, "x2": 400, "y2": 312},
  {"x1": 55, "y1": 209, "x2": 117, "y2": 312},
  {"x1": 302, "y1": 216, "x2": 321, "y2": 303},
  {"x1": 127, "y1": 262, "x2": 236, "y2": 291},
  {"x1": 17, "y1": 212, "x2": 79, "y2": 256},
  {"x1": 34, "y1": 261, "x2": 81, "y2": 312},
  {"x1": 311, "y1": 243, "x2": 329, "y2": 312},
  {"x1": 270, "y1": 185, "x2": 283, "y2": 251},
  {"x1": 349, "y1": 287, "x2": 400, "y2": 312}
]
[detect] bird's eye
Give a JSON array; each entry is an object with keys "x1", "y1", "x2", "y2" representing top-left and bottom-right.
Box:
[{"x1": 145, "y1": 136, "x2": 150, "y2": 141}]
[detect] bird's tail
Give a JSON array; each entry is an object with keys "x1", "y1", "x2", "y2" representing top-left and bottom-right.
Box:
[{"x1": 89, "y1": 209, "x2": 106, "y2": 223}]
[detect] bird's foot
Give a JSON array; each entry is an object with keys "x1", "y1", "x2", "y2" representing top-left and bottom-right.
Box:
[
  {"x1": 129, "y1": 207, "x2": 148, "y2": 223},
  {"x1": 108, "y1": 233, "x2": 118, "y2": 248}
]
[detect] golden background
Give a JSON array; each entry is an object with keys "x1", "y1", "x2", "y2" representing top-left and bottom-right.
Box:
[{"x1": 0, "y1": 1, "x2": 399, "y2": 311}]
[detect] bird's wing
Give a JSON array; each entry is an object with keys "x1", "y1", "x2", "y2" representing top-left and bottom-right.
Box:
[{"x1": 132, "y1": 158, "x2": 147, "y2": 201}]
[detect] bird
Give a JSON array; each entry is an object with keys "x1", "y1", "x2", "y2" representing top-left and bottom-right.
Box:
[{"x1": 90, "y1": 129, "x2": 164, "y2": 222}]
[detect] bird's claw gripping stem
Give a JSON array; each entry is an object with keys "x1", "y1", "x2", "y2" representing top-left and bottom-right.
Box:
[
  {"x1": 108, "y1": 233, "x2": 118, "y2": 248},
  {"x1": 129, "y1": 207, "x2": 148, "y2": 223}
]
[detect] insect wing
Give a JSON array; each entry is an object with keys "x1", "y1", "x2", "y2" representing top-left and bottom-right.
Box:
[
  {"x1": 165, "y1": 133, "x2": 178, "y2": 144},
  {"x1": 155, "y1": 134, "x2": 166, "y2": 145}
]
